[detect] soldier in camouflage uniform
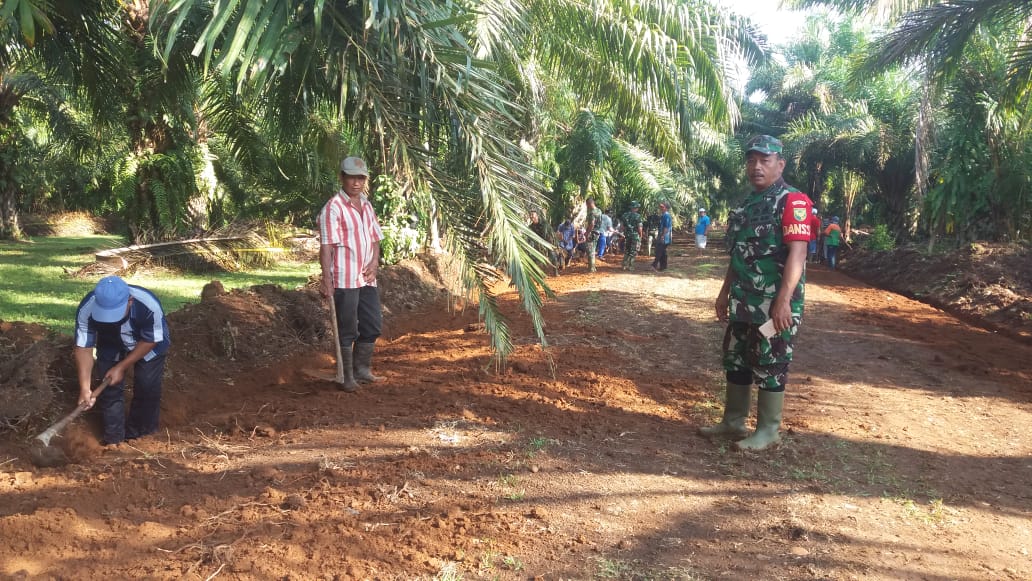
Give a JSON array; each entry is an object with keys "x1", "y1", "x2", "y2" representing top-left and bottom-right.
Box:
[
  {"x1": 583, "y1": 197, "x2": 603, "y2": 273},
  {"x1": 620, "y1": 201, "x2": 644, "y2": 271},
  {"x1": 699, "y1": 135, "x2": 813, "y2": 451}
]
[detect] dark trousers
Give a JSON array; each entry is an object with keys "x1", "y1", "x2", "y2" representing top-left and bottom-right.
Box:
[
  {"x1": 652, "y1": 241, "x2": 669, "y2": 270},
  {"x1": 95, "y1": 355, "x2": 166, "y2": 445},
  {"x1": 333, "y1": 286, "x2": 383, "y2": 348},
  {"x1": 560, "y1": 247, "x2": 574, "y2": 267}
]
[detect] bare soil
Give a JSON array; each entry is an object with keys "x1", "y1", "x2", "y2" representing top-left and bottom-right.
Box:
[{"x1": 1, "y1": 244, "x2": 1030, "y2": 580}]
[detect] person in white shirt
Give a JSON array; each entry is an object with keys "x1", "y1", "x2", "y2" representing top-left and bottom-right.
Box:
[{"x1": 318, "y1": 156, "x2": 386, "y2": 392}]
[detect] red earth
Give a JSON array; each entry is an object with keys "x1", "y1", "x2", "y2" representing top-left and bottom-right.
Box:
[{"x1": 1, "y1": 244, "x2": 1031, "y2": 580}]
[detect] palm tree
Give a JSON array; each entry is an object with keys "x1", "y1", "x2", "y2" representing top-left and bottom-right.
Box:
[
  {"x1": 787, "y1": 0, "x2": 1032, "y2": 100},
  {"x1": 749, "y1": 15, "x2": 918, "y2": 236},
  {"x1": 786, "y1": 0, "x2": 1032, "y2": 242},
  {"x1": 923, "y1": 30, "x2": 1032, "y2": 242},
  {"x1": 1, "y1": 1, "x2": 115, "y2": 238},
  {"x1": 152, "y1": 0, "x2": 756, "y2": 357},
  {"x1": 1, "y1": 0, "x2": 210, "y2": 240}
]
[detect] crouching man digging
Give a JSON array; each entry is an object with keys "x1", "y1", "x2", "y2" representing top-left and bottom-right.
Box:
[
  {"x1": 318, "y1": 156, "x2": 386, "y2": 392},
  {"x1": 700, "y1": 135, "x2": 812, "y2": 451},
  {"x1": 74, "y1": 276, "x2": 170, "y2": 446}
]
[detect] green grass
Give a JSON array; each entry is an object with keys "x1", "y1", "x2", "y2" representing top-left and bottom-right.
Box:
[
  {"x1": 0, "y1": 235, "x2": 318, "y2": 334},
  {"x1": 526, "y1": 436, "x2": 556, "y2": 457}
]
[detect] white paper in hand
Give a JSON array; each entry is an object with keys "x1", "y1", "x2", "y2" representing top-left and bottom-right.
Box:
[{"x1": 759, "y1": 319, "x2": 777, "y2": 339}]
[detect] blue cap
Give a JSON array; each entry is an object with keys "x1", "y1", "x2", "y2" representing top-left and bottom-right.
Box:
[
  {"x1": 831, "y1": 216, "x2": 840, "y2": 224},
  {"x1": 92, "y1": 276, "x2": 130, "y2": 323}
]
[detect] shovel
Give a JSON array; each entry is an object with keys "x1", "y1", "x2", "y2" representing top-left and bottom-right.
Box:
[
  {"x1": 326, "y1": 297, "x2": 347, "y2": 384},
  {"x1": 28, "y1": 377, "x2": 111, "y2": 467},
  {"x1": 303, "y1": 297, "x2": 348, "y2": 385}
]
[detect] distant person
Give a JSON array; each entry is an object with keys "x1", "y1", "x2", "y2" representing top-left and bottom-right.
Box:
[
  {"x1": 824, "y1": 216, "x2": 843, "y2": 269},
  {"x1": 597, "y1": 209, "x2": 614, "y2": 261},
  {"x1": 74, "y1": 276, "x2": 170, "y2": 446},
  {"x1": 651, "y1": 202, "x2": 672, "y2": 272},
  {"x1": 808, "y1": 208, "x2": 822, "y2": 263},
  {"x1": 574, "y1": 227, "x2": 590, "y2": 263},
  {"x1": 645, "y1": 210, "x2": 661, "y2": 256},
  {"x1": 528, "y1": 210, "x2": 559, "y2": 275},
  {"x1": 700, "y1": 135, "x2": 813, "y2": 451},
  {"x1": 583, "y1": 197, "x2": 603, "y2": 272},
  {"x1": 610, "y1": 215, "x2": 625, "y2": 254},
  {"x1": 695, "y1": 208, "x2": 711, "y2": 249},
  {"x1": 318, "y1": 156, "x2": 385, "y2": 392},
  {"x1": 620, "y1": 201, "x2": 644, "y2": 271},
  {"x1": 557, "y1": 217, "x2": 576, "y2": 268}
]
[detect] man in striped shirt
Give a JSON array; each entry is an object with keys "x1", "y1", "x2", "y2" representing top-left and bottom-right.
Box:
[
  {"x1": 318, "y1": 156, "x2": 385, "y2": 392},
  {"x1": 74, "y1": 276, "x2": 170, "y2": 445}
]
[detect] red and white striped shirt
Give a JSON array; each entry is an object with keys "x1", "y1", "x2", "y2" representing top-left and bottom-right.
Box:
[{"x1": 318, "y1": 192, "x2": 384, "y2": 289}]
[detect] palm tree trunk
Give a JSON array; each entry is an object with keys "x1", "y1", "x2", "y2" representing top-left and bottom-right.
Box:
[
  {"x1": 841, "y1": 169, "x2": 861, "y2": 243},
  {"x1": 0, "y1": 182, "x2": 23, "y2": 240},
  {"x1": 122, "y1": 0, "x2": 182, "y2": 241},
  {"x1": 0, "y1": 91, "x2": 24, "y2": 240},
  {"x1": 911, "y1": 72, "x2": 934, "y2": 237}
]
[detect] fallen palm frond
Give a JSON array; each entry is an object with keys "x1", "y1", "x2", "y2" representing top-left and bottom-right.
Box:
[{"x1": 71, "y1": 221, "x2": 298, "y2": 277}]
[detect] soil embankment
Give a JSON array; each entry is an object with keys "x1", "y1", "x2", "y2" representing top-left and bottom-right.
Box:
[{"x1": 842, "y1": 242, "x2": 1032, "y2": 343}]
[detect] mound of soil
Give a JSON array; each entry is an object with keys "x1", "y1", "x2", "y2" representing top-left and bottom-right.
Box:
[
  {"x1": 0, "y1": 254, "x2": 458, "y2": 441},
  {"x1": 377, "y1": 253, "x2": 461, "y2": 316},
  {"x1": 0, "y1": 323, "x2": 67, "y2": 428},
  {"x1": 843, "y1": 242, "x2": 1032, "y2": 343}
]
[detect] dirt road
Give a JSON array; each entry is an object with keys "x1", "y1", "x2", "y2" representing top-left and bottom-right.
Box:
[{"x1": 2, "y1": 246, "x2": 1030, "y2": 579}]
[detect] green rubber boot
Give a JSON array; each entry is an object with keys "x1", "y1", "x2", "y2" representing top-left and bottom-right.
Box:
[
  {"x1": 735, "y1": 390, "x2": 784, "y2": 451},
  {"x1": 336, "y1": 349, "x2": 359, "y2": 392},
  {"x1": 353, "y1": 342, "x2": 384, "y2": 384},
  {"x1": 698, "y1": 383, "x2": 751, "y2": 439}
]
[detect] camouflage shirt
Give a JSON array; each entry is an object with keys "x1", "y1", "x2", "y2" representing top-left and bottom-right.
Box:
[
  {"x1": 726, "y1": 179, "x2": 813, "y2": 324},
  {"x1": 585, "y1": 206, "x2": 603, "y2": 233},
  {"x1": 621, "y1": 210, "x2": 643, "y2": 239}
]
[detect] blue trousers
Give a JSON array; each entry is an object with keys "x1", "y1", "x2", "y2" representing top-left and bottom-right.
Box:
[
  {"x1": 95, "y1": 355, "x2": 166, "y2": 445},
  {"x1": 827, "y1": 245, "x2": 839, "y2": 269},
  {"x1": 596, "y1": 234, "x2": 608, "y2": 258}
]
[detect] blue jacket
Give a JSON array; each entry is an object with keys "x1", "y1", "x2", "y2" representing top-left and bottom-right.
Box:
[{"x1": 74, "y1": 285, "x2": 171, "y2": 362}]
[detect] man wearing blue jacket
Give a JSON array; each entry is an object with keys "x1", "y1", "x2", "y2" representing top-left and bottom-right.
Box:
[{"x1": 74, "y1": 276, "x2": 171, "y2": 445}]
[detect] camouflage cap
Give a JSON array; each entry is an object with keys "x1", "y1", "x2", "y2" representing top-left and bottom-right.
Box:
[
  {"x1": 629, "y1": 201, "x2": 641, "y2": 209},
  {"x1": 745, "y1": 134, "x2": 783, "y2": 155}
]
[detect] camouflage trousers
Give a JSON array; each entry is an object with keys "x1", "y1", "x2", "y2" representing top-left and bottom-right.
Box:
[
  {"x1": 721, "y1": 320, "x2": 798, "y2": 392},
  {"x1": 622, "y1": 236, "x2": 640, "y2": 270}
]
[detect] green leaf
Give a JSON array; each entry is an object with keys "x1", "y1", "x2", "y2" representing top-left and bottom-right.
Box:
[{"x1": 18, "y1": 0, "x2": 35, "y2": 45}]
